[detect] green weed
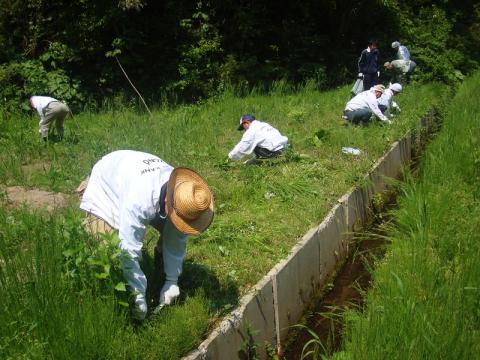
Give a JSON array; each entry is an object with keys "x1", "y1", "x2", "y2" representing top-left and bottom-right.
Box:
[{"x1": 0, "y1": 81, "x2": 449, "y2": 358}]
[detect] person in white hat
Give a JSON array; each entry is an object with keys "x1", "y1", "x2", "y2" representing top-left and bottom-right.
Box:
[
  {"x1": 228, "y1": 114, "x2": 289, "y2": 164},
  {"x1": 378, "y1": 83, "x2": 402, "y2": 117},
  {"x1": 391, "y1": 41, "x2": 411, "y2": 61},
  {"x1": 343, "y1": 85, "x2": 391, "y2": 124},
  {"x1": 79, "y1": 150, "x2": 214, "y2": 320},
  {"x1": 29, "y1": 95, "x2": 71, "y2": 141},
  {"x1": 385, "y1": 41, "x2": 416, "y2": 84}
]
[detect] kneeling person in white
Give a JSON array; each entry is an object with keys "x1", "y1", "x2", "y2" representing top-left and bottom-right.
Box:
[
  {"x1": 228, "y1": 114, "x2": 289, "y2": 163},
  {"x1": 80, "y1": 150, "x2": 214, "y2": 320},
  {"x1": 378, "y1": 83, "x2": 402, "y2": 117},
  {"x1": 343, "y1": 85, "x2": 390, "y2": 124}
]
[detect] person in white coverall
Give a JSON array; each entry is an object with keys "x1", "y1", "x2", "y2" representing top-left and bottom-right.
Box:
[
  {"x1": 228, "y1": 114, "x2": 289, "y2": 164},
  {"x1": 391, "y1": 41, "x2": 411, "y2": 61},
  {"x1": 29, "y1": 96, "x2": 71, "y2": 140},
  {"x1": 378, "y1": 83, "x2": 402, "y2": 117},
  {"x1": 79, "y1": 150, "x2": 214, "y2": 320},
  {"x1": 343, "y1": 85, "x2": 390, "y2": 125}
]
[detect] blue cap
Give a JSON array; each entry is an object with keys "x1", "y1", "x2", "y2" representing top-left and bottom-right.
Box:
[{"x1": 238, "y1": 114, "x2": 255, "y2": 130}]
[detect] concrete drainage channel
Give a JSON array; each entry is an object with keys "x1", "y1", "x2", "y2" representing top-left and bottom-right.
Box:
[{"x1": 183, "y1": 110, "x2": 439, "y2": 360}]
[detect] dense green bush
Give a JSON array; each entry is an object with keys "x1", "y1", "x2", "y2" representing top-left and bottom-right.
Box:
[{"x1": 0, "y1": 0, "x2": 478, "y2": 105}]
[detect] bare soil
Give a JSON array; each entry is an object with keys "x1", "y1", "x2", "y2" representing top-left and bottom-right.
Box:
[{"x1": 2, "y1": 186, "x2": 71, "y2": 212}]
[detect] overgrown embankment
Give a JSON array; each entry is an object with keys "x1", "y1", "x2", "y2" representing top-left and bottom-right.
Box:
[
  {"x1": 0, "y1": 83, "x2": 448, "y2": 359},
  {"x1": 329, "y1": 73, "x2": 480, "y2": 359}
]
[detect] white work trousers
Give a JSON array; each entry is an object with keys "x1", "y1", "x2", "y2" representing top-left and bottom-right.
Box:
[
  {"x1": 120, "y1": 218, "x2": 188, "y2": 300},
  {"x1": 39, "y1": 101, "x2": 69, "y2": 138}
]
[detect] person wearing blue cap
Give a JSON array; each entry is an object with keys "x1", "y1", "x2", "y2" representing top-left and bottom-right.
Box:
[{"x1": 228, "y1": 114, "x2": 289, "y2": 164}]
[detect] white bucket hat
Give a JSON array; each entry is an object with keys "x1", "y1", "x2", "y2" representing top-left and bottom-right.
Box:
[{"x1": 389, "y1": 83, "x2": 403, "y2": 93}]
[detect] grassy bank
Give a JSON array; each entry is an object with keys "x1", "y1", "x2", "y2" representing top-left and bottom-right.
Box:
[
  {"x1": 328, "y1": 74, "x2": 480, "y2": 359},
  {"x1": 0, "y1": 82, "x2": 447, "y2": 359}
]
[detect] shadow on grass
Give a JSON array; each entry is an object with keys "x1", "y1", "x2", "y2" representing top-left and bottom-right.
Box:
[{"x1": 143, "y1": 252, "x2": 239, "y2": 315}]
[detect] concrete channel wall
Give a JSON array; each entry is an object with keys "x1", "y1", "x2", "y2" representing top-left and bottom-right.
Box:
[{"x1": 183, "y1": 113, "x2": 436, "y2": 360}]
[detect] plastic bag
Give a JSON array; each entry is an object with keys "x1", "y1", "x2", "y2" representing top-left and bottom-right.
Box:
[{"x1": 351, "y1": 78, "x2": 363, "y2": 95}]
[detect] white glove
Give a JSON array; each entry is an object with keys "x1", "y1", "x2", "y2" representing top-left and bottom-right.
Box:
[
  {"x1": 159, "y1": 281, "x2": 180, "y2": 307},
  {"x1": 132, "y1": 294, "x2": 147, "y2": 320},
  {"x1": 377, "y1": 71, "x2": 380, "y2": 77},
  {"x1": 357, "y1": 73, "x2": 363, "y2": 79}
]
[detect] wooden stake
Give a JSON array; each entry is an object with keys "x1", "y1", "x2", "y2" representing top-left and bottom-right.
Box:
[{"x1": 115, "y1": 56, "x2": 152, "y2": 116}]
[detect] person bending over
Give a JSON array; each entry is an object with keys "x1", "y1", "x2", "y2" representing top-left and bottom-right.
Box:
[
  {"x1": 29, "y1": 95, "x2": 71, "y2": 141},
  {"x1": 343, "y1": 85, "x2": 390, "y2": 125},
  {"x1": 79, "y1": 150, "x2": 214, "y2": 320},
  {"x1": 378, "y1": 83, "x2": 402, "y2": 117}
]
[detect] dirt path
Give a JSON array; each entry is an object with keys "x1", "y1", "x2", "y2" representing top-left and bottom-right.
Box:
[{"x1": 2, "y1": 186, "x2": 72, "y2": 212}]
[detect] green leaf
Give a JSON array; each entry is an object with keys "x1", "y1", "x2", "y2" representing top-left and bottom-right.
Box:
[
  {"x1": 94, "y1": 272, "x2": 109, "y2": 279},
  {"x1": 115, "y1": 282, "x2": 127, "y2": 292},
  {"x1": 117, "y1": 301, "x2": 129, "y2": 307}
]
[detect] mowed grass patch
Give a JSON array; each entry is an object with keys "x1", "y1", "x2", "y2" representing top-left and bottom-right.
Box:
[
  {"x1": 329, "y1": 75, "x2": 480, "y2": 359},
  {"x1": 0, "y1": 82, "x2": 447, "y2": 358}
]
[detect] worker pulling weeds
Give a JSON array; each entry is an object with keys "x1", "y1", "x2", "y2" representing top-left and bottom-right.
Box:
[
  {"x1": 228, "y1": 114, "x2": 289, "y2": 165},
  {"x1": 29, "y1": 95, "x2": 71, "y2": 141},
  {"x1": 78, "y1": 150, "x2": 215, "y2": 320}
]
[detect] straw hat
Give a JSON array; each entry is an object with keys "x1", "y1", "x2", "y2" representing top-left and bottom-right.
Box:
[
  {"x1": 372, "y1": 84, "x2": 385, "y2": 94},
  {"x1": 166, "y1": 167, "x2": 214, "y2": 235}
]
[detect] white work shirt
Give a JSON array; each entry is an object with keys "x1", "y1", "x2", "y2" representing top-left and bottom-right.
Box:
[
  {"x1": 228, "y1": 120, "x2": 288, "y2": 160},
  {"x1": 30, "y1": 96, "x2": 58, "y2": 118},
  {"x1": 397, "y1": 45, "x2": 411, "y2": 61},
  {"x1": 378, "y1": 89, "x2": 400, "y2": 111},
  {"x1": 345, "y1": 89, "x2": 389, "y2": 123},
  {"x1": 80, "y1": 150, "x2": 187, "y2": 299}
]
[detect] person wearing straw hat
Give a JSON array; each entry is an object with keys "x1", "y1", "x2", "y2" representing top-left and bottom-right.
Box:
[
  {"x1": 228, "y1": 114, "x2": 289, "y2": 164},
  {"x1": 29, "y1": 95, "x2": 71, "y2": 141},
  {"x1": 342, "y1": 85, "x2": 391, "y2": 125},
  {"x1": 79, "y1": 150, "x2": 214, "y2": 320}
]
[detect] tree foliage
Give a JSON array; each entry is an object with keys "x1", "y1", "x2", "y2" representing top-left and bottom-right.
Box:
[{"x1": 0, "y1": 0, "x2": 478, "y2": 107}]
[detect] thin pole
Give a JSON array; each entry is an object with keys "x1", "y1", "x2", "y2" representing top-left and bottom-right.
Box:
[{"x1": 114, "y1": 56, "x2": 152, "y2": 116}]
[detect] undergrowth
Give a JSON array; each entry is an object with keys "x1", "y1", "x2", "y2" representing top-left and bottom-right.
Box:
[
  {"x1": 325, "y1": 73, "x2": 480, "y2": 359},
  {"x1": 0, "y1": 82, "x2": 448, "y2": 358}
]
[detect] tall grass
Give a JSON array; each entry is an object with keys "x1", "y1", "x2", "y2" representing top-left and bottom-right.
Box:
[
  {"x1": 327, "y1": 74, "x2": 480, "y2": 359},
  {"x1": 0, "y1": 82, "x2": 448, "y2": 358}
]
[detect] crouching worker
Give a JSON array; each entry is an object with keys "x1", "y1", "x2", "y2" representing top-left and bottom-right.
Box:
[
  {"x1": 343, "y1": 85, "x2": 391, "y2": 125},
  {"x1": 228, "y1": 114, "x2": 289, "y2": 164},
  {"x1": 79, "y1": 150, "x2": 215, "y2": 320},
  {"x1": 384, "y1": 60, "x2": 416, "y2": 85},
  {"x1": 378, "y1": 83, "x2": 402, "y2": 117},
  {"x1": 29, "y1": 96, "x2": 71, "y2": 141}
]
